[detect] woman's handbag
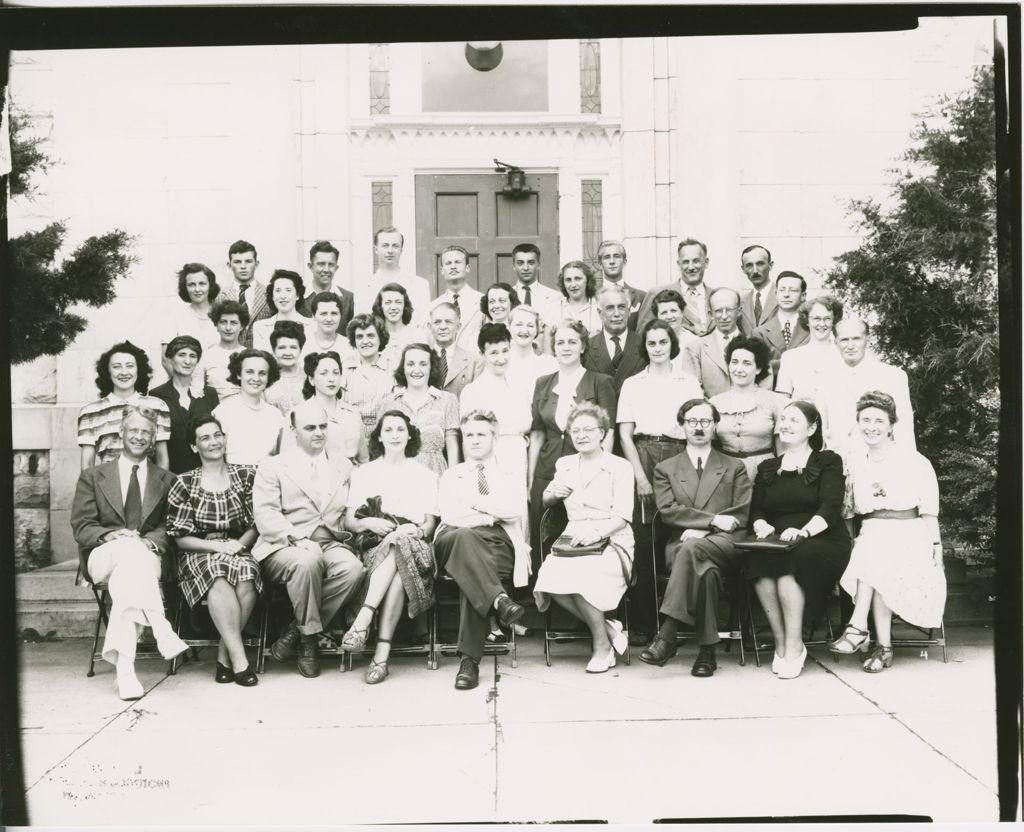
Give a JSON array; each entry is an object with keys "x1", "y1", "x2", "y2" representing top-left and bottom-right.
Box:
[
  {"x1": 734, "y1": 535, "x2": 797, "y2": 553},
  {"x1": 551, "y1": 534, "x2": 637, "y2": 590},
  {"x1": 352, "y1": 496, "x2": 412, "y2": 555}
]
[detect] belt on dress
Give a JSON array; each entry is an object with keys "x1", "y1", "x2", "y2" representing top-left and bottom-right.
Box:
[
  {"x1": 633, "y1": 434, "x2": 686, "y2": 443},
  {"x1": 720, "y1": 446, "x2": 774, "y2": 459},
  {"x1": 861, "y1": 508, "x2": 920, "y2": 520}
]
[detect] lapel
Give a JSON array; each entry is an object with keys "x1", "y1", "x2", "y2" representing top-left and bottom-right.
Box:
[
  {"x1": 763, "y1": 287, "x2": 779, "y2": 324},
  {"x1": 694, "y1": 450, "x2": 726, "y2": 509},
  {"x1": 789, "y1": 322, "x2": 810, "y2": 350},
  {"x1": 281, "y1": 454, "x2": 323, "y2": 509},
  {"x1": 140, "y1": 465, "x2": 167, "y2": 524},
  {"x1": 757, "y1": 318, "x2": 785, "y2": 353},
  {"x1": 446, "y1": 347, "x2": 470, "y2": 384},
  {"x1": 621, "y1": 330, "x2": 644, "y2": 375},
  {"x1": 588, "y1": 335, "x2": 614, "y2": 376},
  {"x1": 671, "y1": 452, "x2": 699, "y2": 506},
  {"x1": 701, "y1": 333, "x2": 727, "y2": 373},
  {"x1": 98, "y1": 463, "x2": 126, "y2": 522}
]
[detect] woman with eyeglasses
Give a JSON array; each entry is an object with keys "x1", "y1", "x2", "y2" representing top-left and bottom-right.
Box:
[
  {"x1": 775, "y1": 295, "x2": 846, "y2": 402},
  {"x1": 534, "y1": 403, "x2": 634, "y2": 673}
]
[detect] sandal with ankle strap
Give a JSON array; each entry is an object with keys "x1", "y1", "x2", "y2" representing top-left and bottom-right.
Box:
[
  {"x1": 341, "y1": 604, "x2": 376, "y2": 652},
  {"x1": 862, "y1": 645, "x2": 894, "y2": 673},
  {"x1": 365, "y1": 638, "x2": 390, "y2": 685},
  {"x1": 829, "y1": 625, "x2": 871, "y2": 655}
]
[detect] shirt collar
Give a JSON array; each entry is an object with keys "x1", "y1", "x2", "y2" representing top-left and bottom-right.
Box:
[
  {"x1": 117, "y1": 454, "x2": 148, "y2": 478},
  {"x1": 686, "y1": 445, "x2": 711, "y2": 468}
]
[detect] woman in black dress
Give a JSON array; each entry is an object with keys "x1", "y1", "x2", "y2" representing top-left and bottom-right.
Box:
[
  {"x1": 150, "y1": 335, "x2": 220, "y2": 473},
  {"x1": 748, "y1": 400, "x2": 850, "y2": 679}
]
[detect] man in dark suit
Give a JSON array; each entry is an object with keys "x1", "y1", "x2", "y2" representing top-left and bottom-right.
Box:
[
  {"x1": 596, "y1": 240, "x2": 647, "y2": 331},
  {"x1": 70, "y1": 406, "x2": 186, "y2": 700},
  {"x1": 752, "y1": 270, "x2": 809, "y2": 383},
  {"x1": 429, "y1": 301, "x2": 483, "y2": 400},
  {"x1": 582, "y1": 284, "x2": 646, "y2": 395},
  {"x1": 738, "y1": 244, "x2": 778, "y2": 334},
  {"x1": 220, "y1": 239, "x2": 273, "y2": 348},
  {"x1": 299, "y1": 240, "x2": 355, "y2": 331},
  {"x1": 636, "y1": 238, "x2": 716, "y2": 334},
  {"x1": 642, "y1": 398, "x2": 751, "y2": 676}
]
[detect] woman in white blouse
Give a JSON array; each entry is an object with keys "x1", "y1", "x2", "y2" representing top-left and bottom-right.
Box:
[
  {"x1": 374, "y1": 283, "x2": 429, "y2": 370},
  {"x1": 252, "y1": 270, "x2": 307, "y2": 353},
  {"x1": 167, "y1": 262, "x2": 220, "y2": 350},
  {"x1": 775, "y1": 295, "x2": 845, "y2": 402},
  {"x1": 505, "y1": 305, "x2": 556, "y2": 396},
  {"x1": 212, "y1": 348, "x2": 285, "y2": 466},
  {"x1": 557, "y1": 261, "x2": 602, "y2": 337}
]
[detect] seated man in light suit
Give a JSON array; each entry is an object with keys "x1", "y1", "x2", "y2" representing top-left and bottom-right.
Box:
[
  {"x1": 252, "y1": 399, "x2": 366, "y2": 678},
  {"x1": 429, "y1": 301, "x2": 483, "y2": 400},
  {"x1": 642, "y1": 398, "x2": 751, "y2": 676},
  {"x1": 434, "y1": 410, "x2": 529, "y2": 690},
  {"x1": 682, "y1": 287, "x2": 774, "y2": 397},
  {"x1": 70, "y1": 405, "x2": 188, "y2": 700}
]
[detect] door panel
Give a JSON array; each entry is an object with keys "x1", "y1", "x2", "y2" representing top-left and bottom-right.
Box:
[{"x1": 416, "y1": 173, "x2": 559, "y2": 296}]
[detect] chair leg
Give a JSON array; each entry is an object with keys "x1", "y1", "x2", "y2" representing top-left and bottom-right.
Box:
[
  {"x1": 426, "y1": 605, "x2": 436, "y2": 669},
  {"x1": 87, "y1": 587, "x2": 108, "y2": 678},
  {"x1": 743, "y1": 577, "x2": 761, "y2": 668},
  {"x1": 510, "y1": 619, "x2": 518, "y2": 669},
  {"x1": 168, "y1": 594, "x2": 185, "y2": 676},
  {"x1": 940, "y1": 620, "x2": 948, "y2": 663},
  {"x1": 256, "y1": 593, "x2": 270, "y2": 674},
  {"x1": 622, "y1": 599, "x2": 631, "y2": 666},
  {"x1": 543, "y1": 607, "x2": 552, "y2": 667}
]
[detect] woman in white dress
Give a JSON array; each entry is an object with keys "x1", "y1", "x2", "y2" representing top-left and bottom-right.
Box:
[
  {"x1": 534, "y1": 403, "x2": 634, "y2": 674},
  {"x1": 252, "y1": 270, "x2": 307, "y2": 353},
  {"x1": 505, "y1": 305, "x2": 556, "y2": 397},
  {"x1": 375, "y1": 283, "x2": 429, "y2": 370},
  {"x1": 167, "y1": 262, "x2": 220, "y2": 350},
  {"x1": 212, "y1": 348, "x2": 285, "y2": 466},
  {"x1": 556, "y1": 261, "x2": 602, "y2": 337},
  {"x1": 776, "y1": 295, "x2": 845, "y2": 402},
  {"x1": 830, "y1": 391, "x2": 946, "y2": 673}
]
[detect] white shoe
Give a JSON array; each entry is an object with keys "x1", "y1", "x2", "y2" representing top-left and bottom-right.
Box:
[
  {"x1": 777, "y1": 645, "x2": 808, "y2": 679},
  {"x1": 585, "y1": 647, "x2": 616, "y2": 673},
  {"x1": 605, "y1": 618, "x2": 628, "y2": 655},
  {"x1": 158, "y1": 632, "x2": 190, "y2": 661},
  {"x1": 116, "y1": 669, "x2": 144, "y2": 700},
  {"x1": 772, "y1": 651, "x2": 784, "y2": 674}
]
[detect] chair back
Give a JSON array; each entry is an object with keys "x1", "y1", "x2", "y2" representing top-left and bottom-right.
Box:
[{"x1": 537, "y1": 503, "x2": 569, "y2": 560}]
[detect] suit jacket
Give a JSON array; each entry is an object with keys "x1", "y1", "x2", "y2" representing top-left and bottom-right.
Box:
[
  {"x1": 598, "y1": 280, "x2": 647, "y2": 331},
  {"x1": 431, "y1": 287, "x2": 485, "y2": 354},
  {"x1": 251, "y1": 450, "x2": 353, "y2": 562},
  {"x1": 752, "y1": 315, "x2": 810, "y2": 384},
  {"x1": 439, "y1": 345, "x2": 484, "y2": 400},
  {"x1": 739, "y1": 286, "x2": 778, "y2": 335},
  {"x1": 70, "y1": 460, "x2": 177, "y2": 573},
  {"x1": 222, "y1": 279, "x2": 273, "y2": 349},
  {"x1": 681, "y1": 330, "x2": 775, "y2": 398},
  {"x1": 652, "y1": 447, "x2": 751, "y2": 532},
  {"x1": 582, "y1": 329, "x2": 646, "y2": 395},
  {"x1": 299, "y1": 285, "x2": 355, "y2": 332},
  {"x1": 636, "y1": 281, "x2": 717, "y2": 335}
]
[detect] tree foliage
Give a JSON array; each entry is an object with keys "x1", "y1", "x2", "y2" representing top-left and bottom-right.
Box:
[
  {"x1": 8, "y1": 99, "x2": 56, "y2": 199},
  {"x1": 824, "y1": 66, "x2": 998, "y2": 562}
]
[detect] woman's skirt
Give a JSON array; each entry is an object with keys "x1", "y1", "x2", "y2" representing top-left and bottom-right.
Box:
[
  {"x1": 357, "y1": 533, "x2": 435, "y2": 618},
  {"x1": 533, "y1": 522, "x2": 633, "y2": 613},
  {"x1": 178, "y1": 551, "x2": 263, "y2": 608},
  {"x1": 840, "y1": 517, "x2": 946, "y2": 628}
]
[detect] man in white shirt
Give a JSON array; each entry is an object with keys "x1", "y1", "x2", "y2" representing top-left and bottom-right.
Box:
[
  {"x1": 355, "y1": 227, "x2": 432, "y2": 327},
  {"x1": 70, "y1": 406, "x2": 187, "y2": 700},
  {"x1": 682, "y1": 288, "x2": 774, "y2": 397},
  {"x1": 252, "y1": 400, "x2": 366, "y2": 678},
  {"x1": 596, "y1": 240, "x2": 647, "y2": 330},
  {"x1": 636, "y1": 238, "x2": 718, "y2": 334},
  {"x1": 430, "y1": 245, "x2": 484, "y2": 352},
  {"x1": 738, "y1": 244, "x2": 779, "y2": 334},
  {"x1": 752, "y1": 270, "x2": 810, "y2": 382},
  {"x1": 434, "y1": 410, "x2": 529, "y2": 690},
  {"x1": 511, "y1": 242, "x2": 561, "y2": 329},
  {"x1": 817, "y1": 317, "x2": 916, "y2": 457},
  {"x1": 644, "y1": 399, "x2": 751, "y2": 676},
  {"x1": 429, "y1": 302, "x2": 483, "y2": 400}
]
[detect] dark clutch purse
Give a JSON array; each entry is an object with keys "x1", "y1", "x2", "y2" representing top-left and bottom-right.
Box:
[
  {"x1": 352, "y1": 496, "x2": 412, "y2": 555},
  {"x1": 550, "y1": 534, "x2": 609, "y2": 556},
  {"x1": 734, "y1": 534, "x2": 797, "y2": 553}
]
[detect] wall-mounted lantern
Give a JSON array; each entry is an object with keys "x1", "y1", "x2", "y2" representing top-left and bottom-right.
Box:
[
  {"x1": 466, "y1": 42, "x2": 504, "y2": 72},
  {"x1": 494, "y1": 158, "x2": 528, "y2": 197}
]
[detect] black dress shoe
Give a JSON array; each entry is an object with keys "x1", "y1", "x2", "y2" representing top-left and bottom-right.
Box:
[
  {"x1": 628, "y1": 630, "x2": 652, "y2": 648},
  {"x1": 215, "y1": 662, "x2": 235, "y2": 684},
  {"x1": 297, "y1": 636, "x2": 321, "y2": 678},
  {"x1": 638, "y1": 635, "x2": 678, "y2": 667},
  {"x1": 233, "y1": 664, "x2": 259, "y2": 687},
  {"x1": 455, "y1": 657, "x2": 480, "y2": 690},
  {"x1": 691, "y1": 645, "x2": 717, "y2": 678},
  {"x1": 271, "y1": 620, "x2": 301, "y2": 662},
  {"x1": 494, "y1": 594, "x2": 525, "y2": 629}
]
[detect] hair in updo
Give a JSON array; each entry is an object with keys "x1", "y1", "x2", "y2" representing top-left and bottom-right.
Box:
[
  {"x1": 856, "y1": 390, "x2": 898, "y2": 424},
  {"x1": 784, "y1": 400, "x2": 824, "y2": 451}
]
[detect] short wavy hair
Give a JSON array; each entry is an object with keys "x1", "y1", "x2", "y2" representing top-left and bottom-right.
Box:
[
  {"x1": 270, "y1": 319, "x2": 306, "y2": 350},
  {"x1": 309, "y1": 240, "x2": 339, "y2": 261},
  {"x1": 557, "y1": 260, "x2": 597, "y2": 300},
  {"x1": 346, "y1": 313, "x2": 388, "y2": 350},
  {"x1": 784, "y1": 400, "x2": 824, "y2": 451},
  {"x1": 508, "y1": 304, "x2": 542, "y2": 333},
  {"x1": 548, "y1": 318, "x2": 590, "y2": 356},
  {"x1": 480, "y1": 282, "x2": 520, "y2": 321},
  {"x1": 856, "y1": 390, "x2": 898, "y2": 424},
  {"x1": 302, "y1": 351, "x2": 344, "y2": 400},
  {"x1": 638, "y1": 319, "x2": 680, "y2": 363},
  {"x1": 176, "y1": 263, "x2": 220, "y2": 304},
  {"x1": 566, "y1": 401, "x2": 611, "y2": 433},
  {"x1": 227, "y1": 348, "x2": 280, "y2": 388},
  {"x1": 461, "y1": 408, "x2": 499, "y2": 433},
  {"x1": 368, "y1": 409, "x2": 421, "y2": 460},
  {"x1": 208, "y1": 298, "x2": 251, "y2": 328},
  {"x1": 653, "y1": 288, "x2": 686, "y2": 316},
  {"x1": 309, "y1": 291, "x2": 344, "y2": 318},
  {"x1": 95, "y1": 340, "x2": 153, "y2": 396},
  {"x1": 725, "y1": 335, "x2": 772, "y2": 383},
  {"x1": 373, "y1": 282, "x2": 413, "y2": 326},
  {"x1": 393, "y1": 342, "x2": 445, "y2": 389},
  {"x1": 798, "y1": 294, "x2": 843, "y2": 331},
  {"x1": 186, "y1": 413, "x2": 224, "y2": 446},
  {"x1": 478, "y1": 322, "x2": 512, "y2": 354},
  {"x1": 265, "y1": 269, "x2": 306, "y2": 313}
]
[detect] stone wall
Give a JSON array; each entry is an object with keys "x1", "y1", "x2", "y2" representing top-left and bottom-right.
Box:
[{"x1": 13, "y1": 451, "x2": 51, "y2": 573}]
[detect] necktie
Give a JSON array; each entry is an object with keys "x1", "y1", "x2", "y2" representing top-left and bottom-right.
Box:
[
  {"x1": 125, "y1": 464, "x2": 143, "y2": 530},
  {"x1": 238, "y1": 284, "x2": 248, "y2": 311},
  {"x1": 452, "y1": 292, "x2": 460, "y2": 316},
  {"x1": 696, "y1": 456, "x2": 704, "y2": 480},
  {"x1": 783, "y1": 321, "x2": 792, "y2": 347},
  {"x1": 611, "y1": 334, "x2": 623, "y2": 370},
  {"x1": 523, "y1": 285, "x2": 533, "y2": 306},
  {"x1": 754, "y1": 292, "x2": 763, "y2": 323},
  {"x1": 476, "y1": 463, "x2": 490, "y2": 495},
  {"x1": 437, "y1": 347, "x2": 448, "y2": 381}
]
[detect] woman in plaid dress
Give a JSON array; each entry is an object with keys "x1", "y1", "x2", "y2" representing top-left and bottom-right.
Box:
[{"x1": 167, "y1": 414, "x2": 262, "y2": 687}]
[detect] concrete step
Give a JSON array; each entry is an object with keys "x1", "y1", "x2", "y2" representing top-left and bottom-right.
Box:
[
  {"x1": 16, "y1": 559, "x2": 92, "y2": 602},
  {"x1": 18, "y1": 600, "x2": 98, "y2": 638}
]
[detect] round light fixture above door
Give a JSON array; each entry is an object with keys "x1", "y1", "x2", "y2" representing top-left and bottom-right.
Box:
[{"x1": 465, "y1": 41, "x2": 504, "y2": 72}]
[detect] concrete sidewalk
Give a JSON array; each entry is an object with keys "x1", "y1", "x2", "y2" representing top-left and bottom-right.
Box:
[{"x1": 18, "y1": 626, "x2": 998, "y2": 825}]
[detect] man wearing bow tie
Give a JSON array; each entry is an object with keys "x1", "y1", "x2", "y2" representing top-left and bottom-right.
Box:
[{"x1": 636, "y1": 238, "x2": 717, "y2": 335}]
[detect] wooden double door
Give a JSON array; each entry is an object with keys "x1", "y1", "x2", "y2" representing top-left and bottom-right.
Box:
[{"x1": 415, "y1": 172, "x2": 559, "y2": 296}]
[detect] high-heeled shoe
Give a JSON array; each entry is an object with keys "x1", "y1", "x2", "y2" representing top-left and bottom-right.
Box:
[
  {"x1": 777, "y1": 645, "x2": 807, "y2": 679},
  {"x1": 365, "y1": 638, "x2": 391, "y2": 684},
  {"x1": 605, "y1": 618, "x2": 628, "y2": 655},
  {"x1": 233, "y1": 664, "x2": 258, "y2": 687},
  {"x1": 829, "y1": 625, "x2": 871, "y2": 654},
  {"x1": 214, "y1": 661, "x2": 234, "y2": 684},
  {"x1": 771, "y1": 651, "x2": 784, "y2": 674},
  {"x1": 341, "y1": 604, "x2": 376, "y2": 652},
  {"x1": 862, "y1": 645, "x2": 894, "y2": 673},
  {"x1": 585, "y1": 647, "x2": 616, "y2": 674}
]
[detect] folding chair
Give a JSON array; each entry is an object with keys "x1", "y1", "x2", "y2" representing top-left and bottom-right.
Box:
[
  {"x1": 168, "y1": 587, "x2": 263, "y2": 675},
  {"x1": 340, "y1": 604, "x2": 436, "y2": 672},
  {"x1": 430, "y1": 574, "x2": 517, "y2": 670},
  {"x1": 538, "y1": 505, "x2": 632, "y2": 666},
  {"x1": 886, "y1": 615, "x2": 949, "y2": 663},
  {"x1": 256, "y1": 582, "x2": 360, "y2": 673}
]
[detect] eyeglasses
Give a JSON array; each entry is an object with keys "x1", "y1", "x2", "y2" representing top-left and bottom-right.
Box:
[
  {"x1": 569, "y1": 427, "x2": 603, "y2": 436},
  {"x1": 808, "y1": 315, "x2": 833, "y2": 324},
  {"x1": 682, "y1": 418, "x2": 713, "y2": 428}
]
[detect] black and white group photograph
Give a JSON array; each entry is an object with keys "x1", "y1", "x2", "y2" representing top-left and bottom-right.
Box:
[{"x1": 0, "y1": 3, "x2": 1018, "y2": 828}]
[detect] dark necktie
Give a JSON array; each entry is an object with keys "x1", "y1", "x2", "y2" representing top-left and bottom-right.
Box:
[
  {"x1": 437, "y1": 347, "x2": 448, "y2": 381},
  {"x1": 452, "y1": 292, "x2": 461, "y2": 316},
  {"x1": 696, "y1": 456, "x2": 704, "y2": 481},
  {"x1": 523, "y1": 285, "x2": 532, "y2": 306},
  {"x1": 476, "y1": 463, "x2": 490, "y2": 495},
  {"x1": 125, "y1": 464, "x2": 143, "y2": 530},
  {"x1": 238, "y1": 284, "x2": 248, "y2": 312},
  {"x1": 611, "y1": 334, "x2": 623, "y2": 370},
  {"x1": 783, "y1": 321, "x2": 792, "y2": 347},
  {"x1": 754, "y1": 292, "x2": 763, "y2": 323}
]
